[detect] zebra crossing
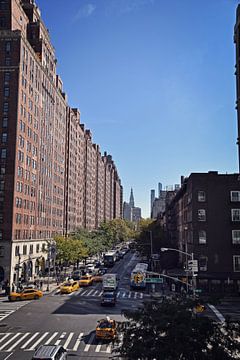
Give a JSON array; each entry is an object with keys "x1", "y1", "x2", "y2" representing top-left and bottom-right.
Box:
[
  {"x1": 0, "y1": 298, "x2": 30, "y2": 322},
  {"x1": 55, "y1": 288, "x2": 145, "y2": 299},
  {"x1": 0, "y1": 331, "x2": 115, "y2": 354}
]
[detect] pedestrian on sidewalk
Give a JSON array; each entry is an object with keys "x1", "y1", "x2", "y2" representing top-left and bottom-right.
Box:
[{"x1": 11, "y1": 283, "x2": 15, "y2": 292}]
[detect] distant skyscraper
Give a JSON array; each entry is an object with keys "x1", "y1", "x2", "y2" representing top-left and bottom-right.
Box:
[
  {"x1": 129, "y1": 188, "x2": 135, "y2": 208},
  {"x1": 158, "y1": 183, "x2": 162, "y2": 197},
  {"x1": 123, "y1": 202, "x2": 132, "y2": 221},
  {"x1": 150, "y1": 189, "x2": 155, "y2": 216}
]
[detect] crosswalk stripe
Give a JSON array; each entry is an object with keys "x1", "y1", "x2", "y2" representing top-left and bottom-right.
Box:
[
  {"x1": 84, "y1": 333, "x2": 95, "y2": 352},
  {"x1": 63, "y1": 332, "x2": 74, "y2": 349},
  {"x1": 117, "y1": 291, "x2": 120, "y2": 298},
  {"x1": 81, "y1": 290, "x2": 87, "y2": 296},
  {"x1": 0, "y1": 333, "x2": 12, "y2": 344},
  {"x1": 0, "y1": 333, "x2": 21, "y2": 351},
  {"x1": 45, "y1": 332, "x2": 58, "y2": 345},
  {"x1": 55, "y1": 332, "x2": 66, "y2": 345},
  {"x1": 87, "y1": 289, "x2": 94, "y2": 296},
  {"x1": 106, "y1": 343, "x2": 111, "y2": 353},
  {"x1": 128, "y1": 292, "x2": 132, "y2": 298},
  {"x1": 93, "y1": 290, "x2": 99, "y2": 296},
  {"x1": 122, "y1": 292, "x2": 126, "y2": 298},
  {"x1": 7, "y1": 332, "x2": 30, "y2": 352},
  {"x1": 140, "y1": 293, "x2": 143, "y2": 299},
  {"x1": 72, "y1": 332, "x2": 83, "y2": 351},
  {"x1": 95, "y1": 341, "x2": 102, "y2": 352},
  {"x1": 21, "y1": 332, "x2": 39, "y2": 349},
  {"x1": 99, "y1": 291, "x2": 103, "y2": 296},
  {"x1": 27, "y1": 332, "x2": 49, "y2": 351},
  {"x1": 134, "y1": 292, "x2": 137, "y2": 299}
]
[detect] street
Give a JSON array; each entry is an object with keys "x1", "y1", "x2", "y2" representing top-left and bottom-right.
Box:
[
  {"x1": 0, "y1": 252, "x2": 147, "y2": 360},
  {"x1": 0, "y1": 251, "x2": 239, "y2": 360}
]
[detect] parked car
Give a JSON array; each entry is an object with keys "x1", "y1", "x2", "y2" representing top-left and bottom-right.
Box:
[
  {"x1": 8, "y1": 288, "x2": 43, "y2": 301},
  {"x1": 32, "y1": 345, "x2": 67, "y2": 360}
]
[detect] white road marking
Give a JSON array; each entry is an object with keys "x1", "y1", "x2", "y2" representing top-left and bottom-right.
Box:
[
  {"x1": 7, "y1": 333, "x2": 30, "y2": 352},
  {"x1": 0, "y1": 333, "x2": 12, "y2": 344},
  {"x1": 122, "y1": 292, "x2": 126, "y2": 298},
  {"x1": 45, "y1": 332, "x2": 58, "y2": 345},
  {"x1": 72, "y1": 332, "x2": 83, "y2": 351},
  {"x1": 95, "y1": 341, "x2": 102, "y2": 352},
  {"x1": 134, "y1": 292, "x2": 137, "y2": 299},
  {"x1": 128, "y1": 292, "x2": 132, "y2": 298},
  {"x1": 21, "y1": 332, "x2": 39, "y2": 349},
  {"x1": 117, "y1": 291, "x2": 120, "y2": 298},
  {"x1": 55, "y1": 332, "x2": 66, "y2": 345},
  {"x1": 27, "y1": 332, "x2": 49, "y2": 351},
  {"x1": 3, "y1": 352, "x2": 13, "y2": 360},
  {"x1": 63, "y1": 332, "x2": 74, "y2": 349},
  {"x1": 106, "y1": 343, "x2": 112, "y2": 353},
  {"x1": 0, "y1": 333, "x2": 21, "y2": 351},
  {"x1": 84, "y1": 333, "x2": 95, "y2": 352},
  {"x1": 208, "y1": 304, "x2": 225, "y2": 322},
  {"x1": 93, "y1": 290, "x2": 99, "y2": 296},
  {"x1": 80, "y1": 290, "x2": 87, "y2": 296},
  {"x1": 86, "y1": 289, "x2": 94, "y2": 296},
  {"x1": 139, "y1": 293, "x2": 143, "y2": 299}
]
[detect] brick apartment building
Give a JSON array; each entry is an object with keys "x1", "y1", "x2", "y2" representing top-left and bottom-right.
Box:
[
  {"x1": 165, "y1": 172, "x2": 240, "y2": 294},
  {"x1": 0, "y1": 0, "x2": 122, "y2": 285}
]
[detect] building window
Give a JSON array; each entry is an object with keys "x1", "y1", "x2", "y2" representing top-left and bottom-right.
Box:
[
  {"x1": 4, "y1": 87, "x2": 9, "y2": 97},
  {"x1": 36, "y1": 244, "x2": 39, "y2": 253},
  {"x1": 15, "y1": 245, "x2": 20, "y2": 256},
  {"x1": 5, "y1": 42, "x2": 11, "y2": 54},
  {"x1": 198, "y1": 209, "x2": 206, "y2": 221},
  {"x1": 199, "y1": 256, "x2": 208, "y2": 271},
  {"x1": 198, "y1": 191, "x2": 206, "y2": 202},
  {"x1": 232, "y1": 230, "x2": 240, "y2": 244},
  {"x1": 29, "y1": 244, "x2": 33, "y2": 254},
  {"x1": 0, "y1": 230, "x2": 2, "y2": 240},
  {"x1": 231, "y1": 209, "x2": 240, "y2": 221},
  {"x1": 198, "y1": 230, "x2": 207, "y2": 244},
  {"x1": 1, "y1": 149, "x2": 7, "y2": 159},
  {"x1": 23, "y1": 245, "x2": 27, "y2": 255},
  {"x1": 2, "y1": 117, "x2": 8, "y2": 128},
  {"x1": 5, "y1": 57, "x2": 11, "y2": 66},
  {"x1": 0, "y1": 16, "x2": 6, "y2": 28},
  {"x1": 233, "y1": 255, "x2": 240, "y2": 272},
  {"x1": 1, "y1": 133, "x2": 7, "y2": 143},
  {"x1": 230, "y1": 191, "x2": 240, "y2": 202},
  {"x1": 4, "y1": 72, "x2": 10, "y2": 83},
  {"x1": 3, "y1": 102, "x2": 8, "y2": 114}
]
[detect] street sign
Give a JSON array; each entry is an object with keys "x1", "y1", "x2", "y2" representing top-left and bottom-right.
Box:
[
  {"x1": 188, "y1": 260, "x2": 198, "y2": 272},
  {"x1": 146, "y1": 278, "x2": 163, "y2": 283}
]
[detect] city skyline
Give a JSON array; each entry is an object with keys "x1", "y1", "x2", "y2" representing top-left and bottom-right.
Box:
[{"x1": 37, "y1": 0, "x2": 239, "y2": 217}]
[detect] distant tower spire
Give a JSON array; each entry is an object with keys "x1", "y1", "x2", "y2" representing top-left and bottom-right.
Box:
[{"x1": 129, "y1": 188, "x2": 135, "y2": 208}]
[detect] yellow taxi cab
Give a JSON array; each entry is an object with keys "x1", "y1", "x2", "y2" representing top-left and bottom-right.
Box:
[
  {"x1": 194, "y1": 303, "x2": 206, "y2": 313},
  {"x1": 8, "y1": 288, "x2": 43, "y2": 301},
  {"x1": 96, "y1": 317, "x2": 117, "y2": 340},
  {"x1": 79, "y1": 275, "x2": 93, "y2": 287},
  {"x1": 60, "y1": 281, "x2": 79, "y2": 294}
]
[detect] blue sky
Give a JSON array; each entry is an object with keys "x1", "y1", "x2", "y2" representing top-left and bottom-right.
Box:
[{"x1": 37, "y1": 0, "x2": 239, "y2": 218}]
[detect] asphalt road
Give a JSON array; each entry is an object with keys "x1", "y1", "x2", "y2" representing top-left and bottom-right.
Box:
[{"x1": 0, "y1": 251, "x2": 145, "y2": 360}]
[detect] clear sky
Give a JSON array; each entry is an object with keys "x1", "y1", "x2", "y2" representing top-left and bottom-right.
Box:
[{"x1": 37, "y1": 0, "x2": 239, "y2": 218}]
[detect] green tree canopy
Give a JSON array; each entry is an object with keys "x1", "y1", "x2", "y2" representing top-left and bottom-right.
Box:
[{"x1": 116, "y1": 298, "x2": 240, "y2": 360}]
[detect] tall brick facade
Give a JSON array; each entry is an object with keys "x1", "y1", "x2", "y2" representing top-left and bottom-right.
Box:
[{"x1": 0, "y1": 0, "x2": 122, "y2": 284}]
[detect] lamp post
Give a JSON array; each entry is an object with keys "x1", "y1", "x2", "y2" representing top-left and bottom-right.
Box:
[{"x1": 161, "y1": 247, "x2": 196, "y2": 296}]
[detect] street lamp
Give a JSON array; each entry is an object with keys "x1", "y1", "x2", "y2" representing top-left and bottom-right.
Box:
[{"x1": 160, "y1": 247, "x2": 196, "y2": 296}]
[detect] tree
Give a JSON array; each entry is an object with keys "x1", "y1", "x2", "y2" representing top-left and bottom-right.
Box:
[{"x1": 116, "y1": 298, "x2": 240, "y2": 360}]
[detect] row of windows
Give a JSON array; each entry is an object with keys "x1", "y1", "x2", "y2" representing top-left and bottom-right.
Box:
[
  {"x1": 16, "y1": 213, "x2": 35, "y2": 225},
  {"x1": 197, "y1": 230, "x2": 240, "y2": 245},
  {"x1": 15, "y1": 243, "x2": 43, "y2": 256},
  {"x1": 197, "y1": 190, "x2": 240, "y2": 203},
  {"x1": 197, "y1": 208, "x2": 240, "y2": 222},
  {"x1": 189, "y1": 255, "x2": 240, "y2": 272}
]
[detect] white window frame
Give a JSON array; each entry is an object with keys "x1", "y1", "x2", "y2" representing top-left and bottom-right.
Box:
[
  {"x1": 230, "y1": 191, "x2": 240, "y2": 202},
  {"x1": 233, "y1": 255, "x2": 240, "y2": 272},
  {"x1": 198, "y1": 209, "x2": 206, "y2": 222},
  {"x1": 198, "y1": 230, "x2": 206, "y2": 244},
  {"x1": 231, "y1": 209, "x2": 240, "y2": 222},
  {"x1": 232, "y1": 230, "x2": 240, "y2": 244},
  {"x1": 198, "y1": 191, "x2": 206, "y2": 202}
]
